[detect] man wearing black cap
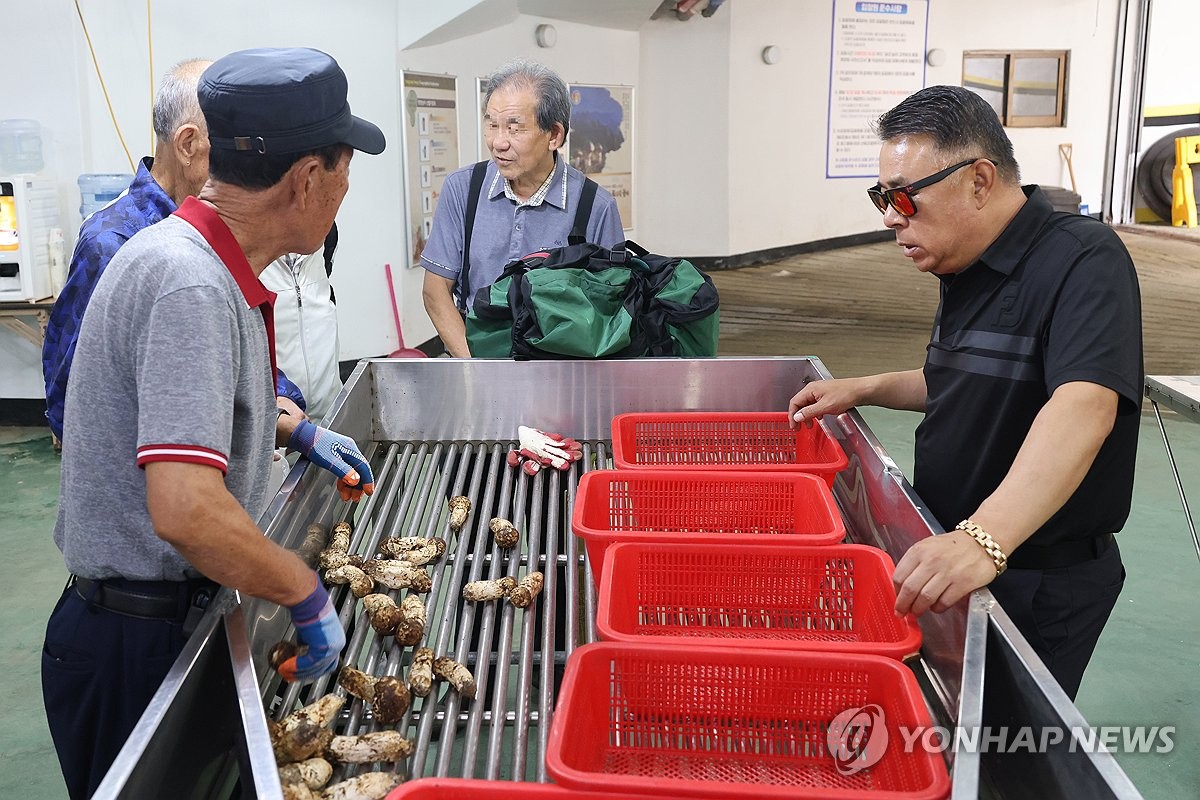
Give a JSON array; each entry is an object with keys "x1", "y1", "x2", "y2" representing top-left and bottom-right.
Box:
[{"x1": 41, "y1": 48, "x2": 385, "y2": 799}]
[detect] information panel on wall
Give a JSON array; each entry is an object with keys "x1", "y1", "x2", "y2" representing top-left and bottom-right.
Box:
[
  {"x1": 401, "y1": 71, "x2": 460, "y2": 267},
  {"x1": 826, "y1": 1, "x2": 929, "y2": 178},
  {"x1": 567, "y1": 84, "x2": 634, "y2": 229},
  {"x1": 477, "y1": 77, "x2": 489, "y2": 162}
]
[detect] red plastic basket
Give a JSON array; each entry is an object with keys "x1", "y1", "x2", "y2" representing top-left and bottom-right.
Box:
[
  {"x1": 596, "y1": 543, "x2": 922, "y2": 660},
  {"x1": 547, "y1": 643, "x2": 950, "y2": 800},
  {"x1": 572, "y1": 470, "x2": 846, "y2": 586},
  {"x1": 610, "y1": 412, "x2": 849, "y2": 486},
  {"x1": 386, "y1": 778, "x2": 711, "y2": 800}
]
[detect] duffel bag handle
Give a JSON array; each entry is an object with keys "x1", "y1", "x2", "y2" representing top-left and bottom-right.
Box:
[
  {"x1": 609, "y1": 240, "x2": 653, "y2": 269},
  {"x1": 614, "y1": 240, "x2": 650, "y2": 259}
]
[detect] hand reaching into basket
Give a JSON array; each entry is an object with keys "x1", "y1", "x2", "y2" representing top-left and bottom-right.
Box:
[{"x1": 506, "y1": 425, "x2": 583, "y2": 475}]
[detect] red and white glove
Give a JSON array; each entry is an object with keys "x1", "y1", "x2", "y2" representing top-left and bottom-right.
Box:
[{"x1": 506, "y1": 425, "x2": 583, "y2": 475}]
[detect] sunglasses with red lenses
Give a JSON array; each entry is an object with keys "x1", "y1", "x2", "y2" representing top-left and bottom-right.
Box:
[{"x1": 867, "y1": 158, "x2": 980, "y2": 217}]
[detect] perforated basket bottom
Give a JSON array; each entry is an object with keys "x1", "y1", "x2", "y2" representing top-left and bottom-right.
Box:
[
  {"x1": 634, "y1": 620, "x2": 867, "y2": 640},
  {"x1": 602, "y1": 480, "x2": 811, "y2": 533},
  {"x1": 593, "y1": 656, "x2": 931, "y2": 793},
  {"x1": 634, "y1": 552, "x2": 864, "y2": 640},
  {"x1": 630, "y1": 420, "x2": 803, "y2": 466},
  {"x1": 600, "y1": 750, "x2": 884, "y2": 791}
]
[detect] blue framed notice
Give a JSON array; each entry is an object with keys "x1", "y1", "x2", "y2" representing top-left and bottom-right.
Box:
[{"x1": 826, "y1": 0, "x2": 930, "y2": 179}]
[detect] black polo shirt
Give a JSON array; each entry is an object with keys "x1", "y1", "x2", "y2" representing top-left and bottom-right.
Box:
[{"x1": 913, "y1": 186, "x2": 1143, "y2": 551}]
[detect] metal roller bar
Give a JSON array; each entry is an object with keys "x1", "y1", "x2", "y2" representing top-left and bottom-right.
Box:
[
  {"x1": 479, "y1": 460, "x2": 524, "y2": 779},
  {"x1": 535, "y1": 467, "x2": 564, "y2": 782},
  {"x1": 412, "y1": 442, "x2": 481, "y2": 775},
  {"x1": 373, "y1": 441, "x2": 464, "y2": 780},
  {"x1": 412, "y1": 709, "x2": 542, "y2": 725},
  {"x1": 463, "y1": 447, "x2": 518, "y2": 777},
  {"x1": 510, "y1": 464, "x2": 544, "y2": 781},
  {"x1": 432, "y1": 442, "x2": 499, "y2": 776}
]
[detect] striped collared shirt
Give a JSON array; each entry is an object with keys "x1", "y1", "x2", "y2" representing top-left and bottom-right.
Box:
[{"x1": 495, "y1": 156, "x2": 565, "y2": 208}]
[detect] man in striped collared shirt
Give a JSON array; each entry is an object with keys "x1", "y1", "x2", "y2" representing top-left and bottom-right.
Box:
[{"x1": 421, "y1": 59, "x2": 623, "y2": 357}]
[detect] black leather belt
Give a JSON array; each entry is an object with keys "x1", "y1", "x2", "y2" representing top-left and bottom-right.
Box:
[
  {"x1": 72, "y1": 576, "x2": 213, "y2": 621},
  {"x1": 1007, "y1": 532, "x2": 1116, "y2": 571}
]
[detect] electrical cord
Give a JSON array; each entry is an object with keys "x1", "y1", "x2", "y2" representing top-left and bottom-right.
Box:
[{"x1": 72, "y1": 0, "x2": 136, "y2": 173}]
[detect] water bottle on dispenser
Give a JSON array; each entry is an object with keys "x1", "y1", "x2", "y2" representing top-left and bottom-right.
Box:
[
  {"x1": 78, "y1": 173, "x2": 133, "y2": 222},
  {"x1": 0, "y1": 119, "x2": 45, "y2": 174}
]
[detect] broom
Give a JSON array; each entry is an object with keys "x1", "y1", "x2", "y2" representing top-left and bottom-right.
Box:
[{"x1": 384, "y1": 263, "x2": 427, "y2": 358}]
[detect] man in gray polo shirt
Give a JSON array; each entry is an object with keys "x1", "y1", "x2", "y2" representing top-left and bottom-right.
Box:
[
  {"x1": 41, "y1": 48, "x2": 385, "y2": 799},
  {"x1": 421, "y1": 59, "x2": 624, "y2": 357}
]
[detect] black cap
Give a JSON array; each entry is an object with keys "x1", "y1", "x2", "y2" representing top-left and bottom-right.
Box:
[{"x1": 199, "y1": 48, "x2": 385, "y2": 156}]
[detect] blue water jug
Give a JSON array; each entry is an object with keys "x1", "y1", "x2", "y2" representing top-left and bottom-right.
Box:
[
  {"x1": 78, "y1": 173, "x2": 133, "y2": 221},
  {"x1": 0, "y1": 119, "x2": 44, "y2": 173}
]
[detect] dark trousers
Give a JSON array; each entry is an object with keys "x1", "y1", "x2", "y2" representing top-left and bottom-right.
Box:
[
  {"x1": 41, "y1": 582, "x2": 188, "y2": 800},
  {"x1": 988, "y1": 540, "x2": 1125, "y2": 700}
]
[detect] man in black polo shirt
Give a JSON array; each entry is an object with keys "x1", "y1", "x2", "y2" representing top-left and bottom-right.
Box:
[{"x1": 788, "y1": 85, "x2": 1141, "y2": 700}]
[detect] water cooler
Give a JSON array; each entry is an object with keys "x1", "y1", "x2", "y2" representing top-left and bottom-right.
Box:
[{"x1": 0, "y1": 175, "x2": 61, "y2": 302}]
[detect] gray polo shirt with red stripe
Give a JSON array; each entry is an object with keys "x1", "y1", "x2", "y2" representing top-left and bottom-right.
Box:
[{"x1": 54, "y1": 196, "x2": 278, "y2": 581}]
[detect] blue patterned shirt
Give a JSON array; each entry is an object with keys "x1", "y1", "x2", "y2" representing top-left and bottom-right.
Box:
[{"x1": 42, "y1": 157, "x2": 304, "y2": 439}]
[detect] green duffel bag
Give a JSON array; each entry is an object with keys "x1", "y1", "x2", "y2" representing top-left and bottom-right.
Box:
[{"x1": 466, "y1": 240, "x2": 719, "y2": 359}]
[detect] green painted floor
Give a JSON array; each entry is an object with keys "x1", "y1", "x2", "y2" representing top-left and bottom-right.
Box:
[
  {"x1": 4, "y1": 410, "x2": 1199, "y2": 799},
  {"x1": 857, "y1": 406, "x2": 1200, "y2": 800},
  {"x1": 0, "y1": 426, "x2": 69, "y2": 800}
]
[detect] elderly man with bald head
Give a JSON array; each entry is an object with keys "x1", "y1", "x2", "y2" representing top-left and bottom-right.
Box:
[{"x1": 43, "y1": 58, "x2": 215, "y2": 441}]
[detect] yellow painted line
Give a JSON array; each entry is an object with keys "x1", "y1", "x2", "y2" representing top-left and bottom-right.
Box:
[
  {"x1": 1010, "y1": 79, "x2": 1058, "y2": 92},
  {"x1": 1144, "y1": 103, "x2": 1200, "y2": 118},
  {"x1": 963, "y1": 76, "x2": 1005, "y2": 90}
]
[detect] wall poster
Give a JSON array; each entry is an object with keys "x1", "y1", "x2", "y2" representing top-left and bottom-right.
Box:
[
  {"x1": 401, "y1": 71, "x2": 460, "y2": 267},
  {"x1": 826, "y1": 1, "x2": 929, "y2": 178},
  {"x1": 566, "y1": 84, "x2": 634, "y2": 229},
  {"x1": 477, "y1": 77, "x2": 489, "y2": 162}
]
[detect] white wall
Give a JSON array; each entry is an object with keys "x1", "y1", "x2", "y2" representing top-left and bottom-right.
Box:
[
  {"x1": 394, "y1": 0, "x2": 497, "y2": 50},
  {"x1": 727, "y1": 0, "x2": 884, "y2": 254},
  {"x1": 1143, "y1": 0, "x2": 1199, "y2": 109},
  {"x1": 637, "y1": 9, "x2": 732, "y2": 257},
  {"x1": 924, "y1": 0, "x2": 1120, "y2": 213},
  {"x1": 62, "y1": 0, "x2": 404, "y2": 364},
  {"x1": 639, "y1": 0, "x2": 1123, "y2": 257},
  {"x1": 2, "y1": 0, "x2": 84, "y2": 398}
]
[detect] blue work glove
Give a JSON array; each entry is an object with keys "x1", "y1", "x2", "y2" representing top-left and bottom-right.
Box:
[
  {"x1": 278, "y1": 578, "x2": 346, "y2": 682},
  {"x1": 288, "y1": 419, "x2": 375, "y2": 502}
]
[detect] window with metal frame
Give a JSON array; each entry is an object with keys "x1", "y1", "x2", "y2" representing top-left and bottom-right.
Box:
[{"x1": 963, "y1": 49, "x2": 1069, "y2": 127}]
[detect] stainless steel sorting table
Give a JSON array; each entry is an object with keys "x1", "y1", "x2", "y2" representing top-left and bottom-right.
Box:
[{"x1": 94, "y1": 358, "x2": 1144, "y2": 799}]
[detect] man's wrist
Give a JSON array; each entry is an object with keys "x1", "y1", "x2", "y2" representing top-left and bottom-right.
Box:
[
  {"x1": 275, "y1": 407, "x2": 303, "y2": 445},
  {"x1": 955, "y1": 519, "x2": 1009, "y2": 575}
]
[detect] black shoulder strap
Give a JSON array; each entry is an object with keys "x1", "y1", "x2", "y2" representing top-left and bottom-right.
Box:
[
  {"x1": 459, "y1": 160, "x2": 489, "y2": 312},
  {"x1": 567, "y1": 177, "x2": 599, "y2": 245},
  {"x1": 322, "y1": 221, "x2": 338, "y2": 277}
]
